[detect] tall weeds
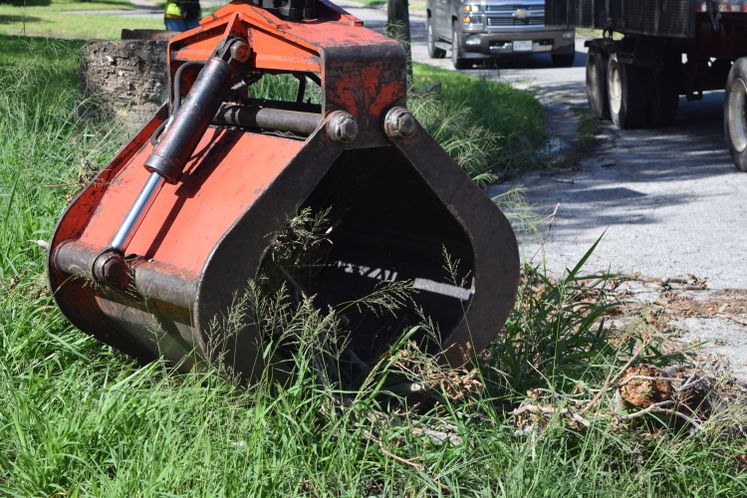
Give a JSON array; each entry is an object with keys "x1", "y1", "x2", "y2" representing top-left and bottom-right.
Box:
[
  {"x1": 487, "y1": 240, "x2": 621, "y2": 395},
  {"x1": 412, "y1": 65, "x2": 545, "y2": 178}
]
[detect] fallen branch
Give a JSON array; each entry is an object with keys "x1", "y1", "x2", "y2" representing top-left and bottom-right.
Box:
[
  {"x1": 617, "y1": 400, "x2": 702, "y2": 430},
  {"x1": 378, "y1": 444, "x2": 422, "y2": 471},
  {"x1": 365, "y1": 431, "x2": 449, "y2": 490}
]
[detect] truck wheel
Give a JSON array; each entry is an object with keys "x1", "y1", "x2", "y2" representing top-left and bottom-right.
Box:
[
  {"x1": 552, "y1": 52, "x2": 575, "y2": 67},
  {"x1": 725, "y1": 57, "x2": 747, "y2": 172},
  {"x1": 585, "y1": 46, "x2": 609, "y2": 119},
  {"x1": 452, "y1": 24, "x2": 470, "y2": 70},
  {"x1": 427, "y1": 17, "x2": 446, "y2": 59},
  {"x1": 648, "y1": 67, "x2": 679, "y2": 127},
  {"x1": 607, "y1": 53, "x2": 649, "y2": 129}
]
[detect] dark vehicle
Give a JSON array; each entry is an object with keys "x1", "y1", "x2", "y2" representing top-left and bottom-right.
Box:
[
  {"x1": 427, "y1": 0, "x2": 576, "y2": 69},
  {"x1": 546, "y1": 0, "x2": 747, "y2": 171}
]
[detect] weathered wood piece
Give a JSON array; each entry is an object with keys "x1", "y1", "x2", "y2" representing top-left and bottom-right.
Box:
[{"x1": 78, "y1": 31, "x2": 171, "y2": 128}]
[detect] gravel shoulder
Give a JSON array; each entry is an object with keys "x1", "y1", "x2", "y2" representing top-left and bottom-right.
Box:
[{"x1": 493, "y1": 91, "x2": 747, "y2": 290}]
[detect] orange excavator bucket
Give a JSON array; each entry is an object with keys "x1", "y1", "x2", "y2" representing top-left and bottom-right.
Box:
[{"x1": 48, "y1": 0, "x2": 519, "y2": 382}]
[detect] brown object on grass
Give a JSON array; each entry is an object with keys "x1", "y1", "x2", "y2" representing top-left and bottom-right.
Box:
[{"x1": 619, "y1": 364, "x2": 672, "y2": 408}]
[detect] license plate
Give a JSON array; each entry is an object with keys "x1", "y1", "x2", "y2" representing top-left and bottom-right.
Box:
[{"x1": 512, "y1": 40, "x2": 532, "y2": 52}]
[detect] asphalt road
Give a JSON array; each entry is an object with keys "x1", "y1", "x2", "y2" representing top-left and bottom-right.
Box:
[
  {"x1": 498, "y1": 92, "x2": 747, "y2": 288},
  {"x1": 345, "y1": 3, "x2": 747, "y2": 379},
  {"x1": 345, "y1": 3, "x2": 747, "y2": 288}
]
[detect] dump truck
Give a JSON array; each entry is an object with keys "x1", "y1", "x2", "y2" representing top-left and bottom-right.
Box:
[
  {"x1": 546, "y1": 0, "x2": 747, "y2": 171},
  {"x1": 47, "y1": 0, "x2": 520, "y2": 384},
  {"x1": 427, "y1": 0, "x2": 576, "y2": 69}
]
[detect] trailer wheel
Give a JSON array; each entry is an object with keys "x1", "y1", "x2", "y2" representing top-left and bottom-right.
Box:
[
  {"x1": 607, "y1": 53, "x2": 649, "y2": 129},
  {"x1": 725, "y1": 58, "x2": 747, "y2": 172},
  {"x1": 427, "y1": 17, "x2": 446, "y2": 59},
  {"x1": 586, "y1": 46, "x2": 609, "y2": 119},
  {"x1": 451, "y1": 23, "x2": 469, "y2": 70}
]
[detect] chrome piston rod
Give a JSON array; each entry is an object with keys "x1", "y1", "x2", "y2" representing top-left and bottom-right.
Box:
[
  {"x1": 106, "y1": 39, "x2": 249, "y2": 256},
  {"x1": 109, "y1": 171, "x2": 166, "y2": 251}
]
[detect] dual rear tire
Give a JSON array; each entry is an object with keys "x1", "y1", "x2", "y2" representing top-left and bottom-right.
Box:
[
  {"x1": 586, "y1": 47, "x2": 679, "y2": 128},
  {"x1": 586, "y1": 47, "x2": 609, "y2": 119},
  {"x1": 587, "y1": 47, "x2": 747, "y2": 173},
  {"x1": 606, "y1": 53, "x2": 650, "y2": 128}
]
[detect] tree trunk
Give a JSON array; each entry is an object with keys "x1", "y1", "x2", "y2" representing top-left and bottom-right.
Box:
[
  {"x1": 387, "y1": 0, "x2": 412, "y2": 80},
  {"x1": 78, "y1": 31, "x2": 171, "y2": 130}
]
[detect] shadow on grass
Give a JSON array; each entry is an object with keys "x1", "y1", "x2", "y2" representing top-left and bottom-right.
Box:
[
  {"x1": 0, "y1": 0, "x2": 50, "y2": 5},
  {"x1": 0, "y1": 14, "x2": 43, "y2": 24},
  {"x1": 1, "y1": 0, "x2": 141, "y2": 6}
]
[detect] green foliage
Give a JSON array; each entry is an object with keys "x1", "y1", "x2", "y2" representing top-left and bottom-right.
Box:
[
  {"x1": 412, "y1": 64, "x2": 545, "y2": 180},
  {"x1": 245, "y1": 73, "x2": 321, "y2": 104},
  {"x1": 0, "y1": 37, "x2": 120, "y2": 289},
  {"x1": 1, "y1": 36, "x2": 746, "y2": 497},
  {"x1": 487, "y1": 238, "x2": 620, "y2": 394}
]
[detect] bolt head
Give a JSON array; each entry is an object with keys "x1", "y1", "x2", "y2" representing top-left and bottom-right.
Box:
[
  {"x1": 92, "y1": 250, "x2": 130, "y2": 288},
  {"x1": 230, "y1": 41, "x2": 251, "y2": 63},
  {"x1": 384, "y1": 106, "x2": 416, "y2": 139},
  {"x1": 327, "y1": 112, "x2": 358, "y2": 143},
  {"x1": 102, "y1": 256, "x2": 126, "y2": 283}
]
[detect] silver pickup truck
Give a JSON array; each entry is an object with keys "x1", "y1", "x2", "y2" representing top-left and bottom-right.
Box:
[{"x1": 426, "y1": 0, "x2": 576, "y2": 69}]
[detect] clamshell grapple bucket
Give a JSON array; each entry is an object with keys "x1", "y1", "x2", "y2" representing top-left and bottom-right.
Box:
[{"x1": 48, "y1": 0, "x2": 519, "y2": 382}]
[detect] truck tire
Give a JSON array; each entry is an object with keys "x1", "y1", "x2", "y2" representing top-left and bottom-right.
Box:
[
  {"x1": 452, "y1": 23, "x2": 470, "y2": 70},
  {"x1": 607, "y1": 53, "x2": 649, "y2": 129},
  {"x1": 427, "y1": 17, "x2": 446, "y2": 59},
  {"x1": 648, "y1": 66, "x2": 679, "y2": 127},
  {"x1": 725, "y1": 57, "x2": 747, "y2": 172},
  {"x1": 585, "y1": 46, "x2": 609, "y2": 119},
  {"x1": 552, "y1": 52, "x2": 575, "y2": 67}
]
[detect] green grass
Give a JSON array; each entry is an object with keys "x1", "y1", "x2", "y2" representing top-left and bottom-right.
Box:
[
  {"x1": 575, "y1": 27, "x2": 624, "y2": 40},
  {"x1": 1, "y1": 35, "x2": 746, "y2": 496},
  {"x1": 0, "y1": 0, "x2": 162, "y2": 39},
  {"x1": 412, "y1": 64, "x2": 544, "y2": 180},
  {"x1": 1, "y1": 0, "x2": 136, "y2": 11}
]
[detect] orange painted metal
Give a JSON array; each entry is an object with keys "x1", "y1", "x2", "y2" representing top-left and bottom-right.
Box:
[
  {"x1": 166, "y1": 0, "x2": 406, "y2": 125},
  {"x1": 81, "y1": 130, "x2": 305, "y2": 274}
]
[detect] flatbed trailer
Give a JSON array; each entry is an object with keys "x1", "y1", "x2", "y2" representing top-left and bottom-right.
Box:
[{"x1": 546, "y1": 0, "x2": 747, "y2": 171}]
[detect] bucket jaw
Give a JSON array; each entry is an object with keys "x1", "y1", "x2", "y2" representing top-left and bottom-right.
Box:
[{"x1": 48, "y1": 0, "x2": 520, "y2": 382}]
